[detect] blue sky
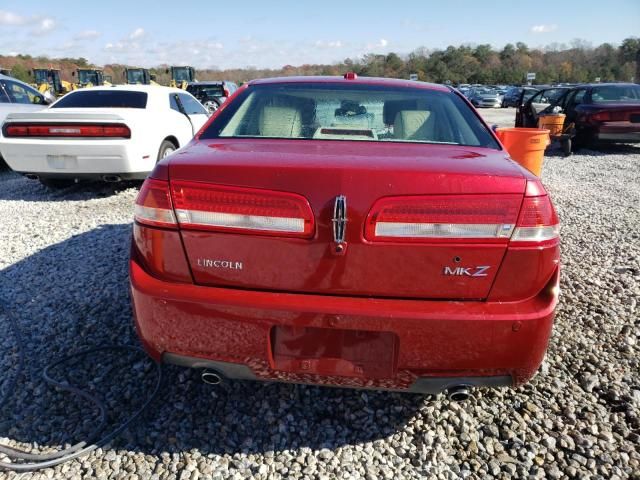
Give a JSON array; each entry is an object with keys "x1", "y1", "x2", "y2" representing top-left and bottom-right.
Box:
[{"x1": 1, "y1": 0, "x2": 638, "y2": 69}]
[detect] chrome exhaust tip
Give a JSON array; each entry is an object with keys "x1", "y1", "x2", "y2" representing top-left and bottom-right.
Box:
[
  {"x1": 447, "y1": 385, "x2": 472, "y2": 402},
  {"x1": 24, "y1": 173, "x2": 39, "y2": 180},
  {"x1": 103, "y1": 174, "x2": 122, "y2": 183},
  {"x1": 201, "y1": 369, "x2": 223, "y2": 385}
]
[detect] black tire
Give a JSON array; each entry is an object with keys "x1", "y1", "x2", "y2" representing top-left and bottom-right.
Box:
[
  {"x1": 561, "y1": 138, "x2": 572, "y2": 157},
  {"x1": 39, "y1": 178, "x2": 75, "y2": 189},
  {"x1": 571, "y1": 133, "x2": 590, "y2": 152},
  {"x1": 157, "y1": 140, "x2": 177, "y2": 162}
]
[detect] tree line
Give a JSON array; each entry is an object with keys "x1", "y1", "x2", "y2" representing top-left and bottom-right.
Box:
[{"x1": 2, "y1": 37, "x2": 638, "y2": 86}]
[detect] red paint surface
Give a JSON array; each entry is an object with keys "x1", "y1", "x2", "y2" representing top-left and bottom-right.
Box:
[
  {"x1": 131, "y1": 258, "x2": 558, "y2": 388},
  {"x1": 130, "y1": 76, "x2": 560, "y2": 391}
]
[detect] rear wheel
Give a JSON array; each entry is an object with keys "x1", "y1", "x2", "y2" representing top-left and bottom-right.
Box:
[
  {"x1": 39, "y1": 178, "x2": 75, "y2": 189},
  {"x1": 204, "y1": 98, "x2": 222, "y2": 114},
  {"x1": 157, "y1": 140, "x2": 177, "y2": 162},
  {"x1": 561, "y1": 138, "x2": 572, "y2": 157}
]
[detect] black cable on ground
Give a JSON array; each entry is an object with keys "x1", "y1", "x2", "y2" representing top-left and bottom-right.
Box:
[{"x1": 0, "y1": 298, "x2": 163, "y2": 472}]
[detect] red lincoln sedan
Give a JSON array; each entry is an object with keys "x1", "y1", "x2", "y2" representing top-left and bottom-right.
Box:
[{"x1": 130, "y1": 74, "x2": 560, "y2": 400}]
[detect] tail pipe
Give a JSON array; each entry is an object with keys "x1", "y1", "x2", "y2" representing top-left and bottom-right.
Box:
[
  {"x1": 201, "y1": 369, "x2": 223, "y2": 385},
  {"x1": 103, "y1": 175, "x2": 122, "y2": 183},
  {"x1": 447, "y1": 385, "x2": 472, "y2": 402}
]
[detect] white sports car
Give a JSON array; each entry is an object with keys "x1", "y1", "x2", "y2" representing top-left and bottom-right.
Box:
[{"x1": 0, "y1": 85, "x2": 209, "y2": 188}]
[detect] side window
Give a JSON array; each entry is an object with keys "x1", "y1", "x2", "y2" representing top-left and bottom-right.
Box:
[
  {"x1": 572, "y1": 89, "x2": 586, "y2": 105},
  {"x1": 178, "y1": 93, "x2": 207, "y2": 115},
  {"x1": 529, "y1": 91, "x2": 545, "y2": 105},
  {"x1": 0, "y1": 86, "x2": 10, "y2": 103},
  {"x1": 2, "y1": 80, "x2": 38, "y2": 104},
  {"x1": 169, "y1": 94, "x2": 180, "y2": 112}
]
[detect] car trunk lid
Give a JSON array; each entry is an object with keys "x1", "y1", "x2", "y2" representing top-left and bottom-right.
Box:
[{"x1": 169, "y1": 139, "x2": 527, "y2": 300}]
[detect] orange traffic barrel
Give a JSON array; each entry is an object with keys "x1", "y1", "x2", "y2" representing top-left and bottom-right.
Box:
[
  {"x1": 538, "y1": 114, "x2": 566, "y2": 137},
  {"x1": 495, "y1": 128, "x2": 550, "y2": 177}
]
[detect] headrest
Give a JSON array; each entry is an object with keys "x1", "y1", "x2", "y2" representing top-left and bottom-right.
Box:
[
  {"x1": 259, "y1": 105, "x2": 302, "y2": 138},
  {"x1": 383, "y1": 99, "x2": 418, "y2": 125},
  {"x1": 394, "y1": 110, "x2": 432, "y2": 140}
]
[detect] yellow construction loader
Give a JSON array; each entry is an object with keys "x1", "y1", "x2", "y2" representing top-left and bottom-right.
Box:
[
  {"x1": 31, "y1": 68, "x2": 75, "y2": 97},
  {"x1": 73, "y1": 68, "x2": 109, "y2": 88},
  {"x1": 125, "y1": 68, "x2": 158, "y2": 85},
  {"x1": 167, "y1": 66, "x2": 196, "y2": 89}
]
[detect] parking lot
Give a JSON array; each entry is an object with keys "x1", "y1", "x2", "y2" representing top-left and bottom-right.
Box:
[{"x1": 0, "y1": 107, "x2": 639, "y2": 479}]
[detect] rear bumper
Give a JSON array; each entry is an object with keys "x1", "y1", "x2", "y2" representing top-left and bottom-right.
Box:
[
  {"x1": 477, "y1": 100, "x2": 501, "y2": 108},
  {"x1": 130, "y1": 258, "x2": 559, "y2": 393},
  {"x1": 594, "y1": 123, "x2": 640, "y2": 143},
  {"x1": 0, "y1": 139, "x2": 153, "y2": 175},
  {"x1": 20, "y1": 171, "x2": 149, "y2": 181}
]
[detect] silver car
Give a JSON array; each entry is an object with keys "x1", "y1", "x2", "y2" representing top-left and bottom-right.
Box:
[
  {"x1": 469, "y1": 88, "x2": 503, "y2": 108},
  {"x1": 0, "y1": 74, "x2": 51, "y2": 168}
]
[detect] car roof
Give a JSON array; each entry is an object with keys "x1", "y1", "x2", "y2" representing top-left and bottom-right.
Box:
[
  {"x1": 188, "y1": 81, "x2": 226, "y2": 86},
  {"x1": 0, "y1": 73, "x2": 30, "y2": 85},
  {"x1": 75, "y1": 84, "x2": 187, "y2": 95},
  {"x1": 578, "y1": 82, "x2": 638, "y2": 88},
  {"x1": 247, "y1": 75, "x2": 451, "y2": 92}
]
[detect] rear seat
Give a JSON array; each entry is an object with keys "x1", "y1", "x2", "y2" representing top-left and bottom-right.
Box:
[
  {"x1": 394, "y1": 110, "x2": 436, "y2": 140},
  {"x1": 259, "y1": 105, "x2": 303, "y2": 137}
]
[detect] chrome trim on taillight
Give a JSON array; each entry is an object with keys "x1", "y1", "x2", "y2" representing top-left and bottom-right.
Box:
[
  {"x1": 511, "y1": 225, "x2": 560, "y2": 242},
  {"x1": 134, "y1": 205, "x2": 176, "y2": 226},
  {"x1": 374, "y1": 222, "x2": 515, "y2": 239},
  {"x1": 175, "y1": 209, "x2": 305, "y2": 233}
]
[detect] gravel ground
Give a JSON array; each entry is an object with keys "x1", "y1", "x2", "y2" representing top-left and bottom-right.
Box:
[{"x1": 0, "y1": 119, "x2": 639, "y2": 479}]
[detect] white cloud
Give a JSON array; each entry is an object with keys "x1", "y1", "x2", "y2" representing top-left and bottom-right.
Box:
[
  {"x1": 33, "y1": 18, "x2": 56, "y2": 34},
  {"x1": 365, "y1": 38, "x2": 390, "y2": 50},
  {"x1": 129, "y1": 27, "x2": 145, "y2": 40},
  {"x1": 74, "y1": 30, "x2": 100, "y2": 40},
  {"x1": 530, "y1": 24, "x2": 558, "y2": 33},
  {"x1": 315, "y1": 40, "x2": 343, "y2": 49},
  {"x1": 0, "y1": 10, "x2": 26, "y2": 25},
  {"x1": 0, "y1": 10, "x2": 57, "y2": 34}
]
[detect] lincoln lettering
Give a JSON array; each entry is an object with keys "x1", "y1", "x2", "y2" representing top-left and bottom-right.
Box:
[{"x1": 197, "y1": 258, "x2": 243, "y2": 270}]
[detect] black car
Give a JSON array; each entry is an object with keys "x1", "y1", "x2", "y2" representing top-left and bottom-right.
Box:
[
  {"x1": 502, "y1": 86, "x2": 536, "y2": 108},
  {"x1": 186, "y1": 81, "x2": 238, "y2": 113},
  {"x1": 516, "y1": 83, "x2": 640, "y2": 151}
]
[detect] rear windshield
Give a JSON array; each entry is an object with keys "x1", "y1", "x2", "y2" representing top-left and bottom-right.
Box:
[
  {"x1": 201, "y1": 83, "x2": 499, "y2": 148},
  {"x1": 591, "y1": 85, "x2": 640, "y2": 103},
  {"x1": 51, "y1": 90, "x2": 148, "y2": 109},
  {"x1": 187, "y1": 84, "x2": 224, "y2": 98}
]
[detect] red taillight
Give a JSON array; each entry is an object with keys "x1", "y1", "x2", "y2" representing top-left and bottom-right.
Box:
[
  {"x1": 132, "y1": 179, "x2": 191, "y2": 283},
  {"x1": 223, "y1": 88, "x2": 230, "y2": 97},
  {"x1": 365, "y1": 194, "x2": 522, "y2": 243},
  {"x1": 511, "y1": 181, "x2": 559, "y2": 244},
  {"x1": 590, "y1": 111, "x2": 611, "y2": 122},
  {"x1": 3, "y1": 123, "x2": 131, "y2": 138},
  {"x1": 170, "y1": 181, "x2": 315, "y2": 238},
  {"x1": 134, "y1": 179, "x2": 177, "y2": 228}
]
